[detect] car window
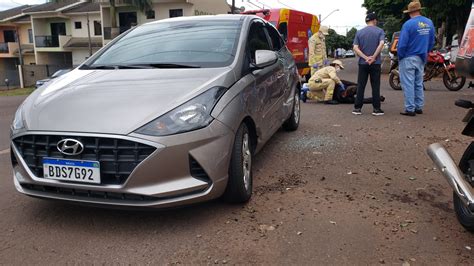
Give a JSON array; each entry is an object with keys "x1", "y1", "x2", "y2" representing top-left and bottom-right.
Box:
[
  {"x1": 247, "y1": 21, "x2": 272, "y2": 63},
  {"x1": 266, "y1": 25, "x2": 284, "y2": 51},
  {"x1": 90, "y1": 20, "x2": 242, "y2": 68},
  {"x1": 278, "y1": 22, "x2": 288, "y2": 42}
]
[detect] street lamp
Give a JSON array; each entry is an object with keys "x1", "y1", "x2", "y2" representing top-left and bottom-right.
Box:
[
  {"x1": 5, "y1": 78, "x2": 10, "y2": 90},
  {"x1": 320, "y1": 9, "x2": 340, "y2": 23}
]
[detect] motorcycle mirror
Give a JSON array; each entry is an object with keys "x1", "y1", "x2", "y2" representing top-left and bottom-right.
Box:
[{"x1": 455, "y1": 99, "x2": 474, "y2": 109}]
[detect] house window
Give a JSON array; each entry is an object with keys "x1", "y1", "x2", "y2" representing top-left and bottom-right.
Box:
[
  {"x1": 28, "y1": 29, "x2": 33, "y2": 43},
  {"x1": 169, "y1": 9, "x2": 183, "y2": 18},
  {"x1": 75, "y1": 21, "x2": 82, "y2": 29},
  {"x1": 146, "y1": 10, "x2": 155, "y2": 19},
  {"x1": 94, "y1": 21, "x2": 102, "y2": 36}
]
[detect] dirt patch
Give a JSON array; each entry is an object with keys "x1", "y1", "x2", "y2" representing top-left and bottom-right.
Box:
[
  {"x1": 255, "y1": 173, "x2": 306, "y2": 195},
  {"x1": 281, "y1": 135, "x2": 346, "y2": 153}
]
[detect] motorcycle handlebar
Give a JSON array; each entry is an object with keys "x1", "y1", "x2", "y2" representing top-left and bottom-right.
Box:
[{"x1": 455, "y1": 99, "x2": 474, "y2": 109}]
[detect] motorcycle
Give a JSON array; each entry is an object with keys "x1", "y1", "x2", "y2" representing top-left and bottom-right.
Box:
[
  {"x1": 389, "y1": 50, "x2": 467, "y2": 91},
  {"x1": 427, "y1": 99, "x2": 474, "y2": 231}
]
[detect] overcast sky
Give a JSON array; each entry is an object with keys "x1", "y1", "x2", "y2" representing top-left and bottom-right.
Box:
[
  {"x1": 227, "y1": 0, "x2": 367, "y2": 35},
  {"x1": 0, "y1": 0, "x2": 367, "y2": 35}
]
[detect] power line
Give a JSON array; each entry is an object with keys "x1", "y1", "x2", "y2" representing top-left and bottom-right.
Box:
[{"x1": 277, "y1": 0, "x2": 295, "y2": 9}]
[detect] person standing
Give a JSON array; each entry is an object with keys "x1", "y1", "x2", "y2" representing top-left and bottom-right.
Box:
[
  {"x1": 398, "y1": 0, "x2": 435, "y2": 116},
  {"x1": 352, "y1": 12, "x2": 385, "y2": 116},
  {"x1": 308, "y1": 26, "x2": 329, "y2": 76}
]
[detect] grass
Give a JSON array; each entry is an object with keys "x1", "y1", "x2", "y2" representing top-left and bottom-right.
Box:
[{"x1": 0, "y1": 87, "x2": 35, "y2": 96}]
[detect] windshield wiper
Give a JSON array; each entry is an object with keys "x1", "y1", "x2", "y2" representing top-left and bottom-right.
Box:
[
  {"x1": 133, "y1": 63, "x2": 201, "y2": 69},
  {"x1": 82, "y1": 63, "x2": 201, "y2": 70},
  {"x1": 81, "y1": 64, "x2": 153, "y2": 70},
  {"x1": 81, "y1": 64, "x2": 116, "y2": 70}
]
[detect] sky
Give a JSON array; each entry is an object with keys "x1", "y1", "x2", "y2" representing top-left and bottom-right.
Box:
[
  {"x1": 226, "y1": 0, "x2": 367, "y2": 35},
  {"x1": 0, "y1": 0, "x2": 367, "y2": 36}
]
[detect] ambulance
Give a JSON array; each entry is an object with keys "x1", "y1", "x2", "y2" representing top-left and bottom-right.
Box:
[
  {"x1": 456, "y1": 1, "x2": 474, "y2": 79},
  {"x1": 242, "y1": 9, "x2": 320, "y2": 79}
]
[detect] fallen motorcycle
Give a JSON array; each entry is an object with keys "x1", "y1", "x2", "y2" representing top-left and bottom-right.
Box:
[
  {"x1": 427, "y1": 99, "x2": 474, "y2": 232},
  {"x1": 389, "y1": 50, "x2": 466, "y2": 91}
]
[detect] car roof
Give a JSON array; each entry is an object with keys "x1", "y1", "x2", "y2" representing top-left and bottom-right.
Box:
[{"x1": 144, "y1": 14, "x2": 259, "y2": 26}]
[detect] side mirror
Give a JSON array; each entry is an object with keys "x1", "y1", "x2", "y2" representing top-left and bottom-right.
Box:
[{"x1": 253, "y1": 50, "x2": 278, "y2": 69}]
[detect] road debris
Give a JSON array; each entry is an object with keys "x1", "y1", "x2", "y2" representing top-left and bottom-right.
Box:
[{"x1": 259, "y1": 225, "x2": 276, "y2": 232}]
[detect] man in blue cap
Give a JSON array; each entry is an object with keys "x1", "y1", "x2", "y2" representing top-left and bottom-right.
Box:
[{"x1": 352, "y1": 11, "x2": 385, "y2": 116}]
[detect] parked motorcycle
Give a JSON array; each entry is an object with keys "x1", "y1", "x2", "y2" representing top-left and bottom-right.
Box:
[
  {"x1": 389, "y1": 50, "x2": 466, "y2": 91},
  {"x1": 388, "y1": 54, "x2": 401, "y2": 90},
  {"x1": 427, "y1": 99, "x2": 474, "y2": 232}
]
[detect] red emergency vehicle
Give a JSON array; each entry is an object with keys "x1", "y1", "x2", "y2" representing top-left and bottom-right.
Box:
[
  {"x1": 456, "y1": 1, "x2": 474, "y2": 78},
  {"x1": 242, "y1": 9, "x2": 320, "y2": 78}
]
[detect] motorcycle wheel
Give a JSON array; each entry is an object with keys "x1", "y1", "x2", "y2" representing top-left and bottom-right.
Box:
[
  {"x1": 389, "y1": 72, "x2": 402, "y2": 90},
  {"x1": 443, "y1": 69, "x2": 466, "y2": 91},
  {"x1": 453, "y1": 191, "x2": 474, "y2": 232}
]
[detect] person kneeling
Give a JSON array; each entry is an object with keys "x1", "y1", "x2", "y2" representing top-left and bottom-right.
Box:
[{"x1": 305, "y1": 60, "x2": 345, "y2": 105}]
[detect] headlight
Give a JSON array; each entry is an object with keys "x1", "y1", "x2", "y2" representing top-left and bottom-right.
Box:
[
  {"x1": 11, "y1": 105, "x2": 25, "y2": 137},
  {"x1": 12, "y1": 106, "x2": 24, "y2": 130},
  {"x1": 135, "y1": 87, "x2": 227, "y2": 136}
]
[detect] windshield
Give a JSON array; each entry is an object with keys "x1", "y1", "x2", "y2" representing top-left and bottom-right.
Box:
[{"x1": 89, "y1": 20, "x2": 242, "y2": 68}]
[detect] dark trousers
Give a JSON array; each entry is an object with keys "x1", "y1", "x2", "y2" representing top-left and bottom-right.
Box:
[{"x1": 354, "y1": 64, "x2": 381, "y2": 109}]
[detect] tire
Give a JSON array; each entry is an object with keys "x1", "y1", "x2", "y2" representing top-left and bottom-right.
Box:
[
  {"x1": 443, "y1": 69, "x2": 466, "y2": 91},
  {"x1": 453, "y1": 191, "x2": 474, "y2": 232},
  {"x1": 223, "y1": 123, "x2": 253, "y2": 203},
  {"x1": 389, "y1": 72, "x2": 402, "y2": 90},
  {"x1": 282, "y1": 88, "x2": 300, "y2": 131}
]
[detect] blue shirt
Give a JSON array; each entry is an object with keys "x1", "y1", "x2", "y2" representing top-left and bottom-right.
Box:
[
  {"x1": 353, "y1": 26, "x2": 385, "y2": 65},
  {"x1": 397, "y1": 16, "x2": 435, "y2": 63}
]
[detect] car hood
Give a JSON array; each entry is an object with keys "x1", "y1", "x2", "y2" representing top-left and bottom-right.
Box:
[{"x1": 22, "y1": 68, "x2": 235, "y2": 135}]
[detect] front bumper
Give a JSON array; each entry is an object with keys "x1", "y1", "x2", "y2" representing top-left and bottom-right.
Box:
[
  {"x1": 427, "y1": 143, "x2": 474, "y2": 212},
  {"x1": 11, "y1": 119, "x2": 234, "y2": 208}
]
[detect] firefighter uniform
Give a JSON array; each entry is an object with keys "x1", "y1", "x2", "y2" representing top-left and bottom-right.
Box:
[
  {"x1": 308, "y1": 26, "x2": 329, "y2": 76},
  {"x1": 308, "y1": 61, "x2": 344, "y2": 101}
]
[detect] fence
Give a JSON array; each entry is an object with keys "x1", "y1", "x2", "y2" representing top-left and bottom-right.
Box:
[
  {"x1": 21, "y1": 64, "x2": 71, "y2": 87},
  {"x1": 0, "y1": 69, "x2": 20, "y2": 87}
]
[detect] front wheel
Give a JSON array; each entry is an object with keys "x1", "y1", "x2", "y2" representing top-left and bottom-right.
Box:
[
  {"x1": 453, "y1": 192, "x2": 474, "y2": 232},
  {"x1": 282, "y1": 88, "x2": 300, "y2": 131},
  {"x1": 223, "y1": 123, "x2": 253, "y2": 203},
  {"x1": 443, "y1": 69, "x2": 466, "y2": 91},
  {"x1": 389, "y1": 72, "x2": 402, "y2": 90}
]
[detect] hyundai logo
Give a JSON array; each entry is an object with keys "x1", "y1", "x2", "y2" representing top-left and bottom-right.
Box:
[{"x1": 57, "y1": 139, "x2": 84, "y2": 156}]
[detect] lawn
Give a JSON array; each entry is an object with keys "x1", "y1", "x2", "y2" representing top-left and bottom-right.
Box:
[{"x1": 0, "y1": 87, "x2": 35, "y2": 97}]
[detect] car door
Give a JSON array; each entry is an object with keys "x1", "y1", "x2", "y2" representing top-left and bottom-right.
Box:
[
  {"x1": 266, "y1": 23, "x2": 295, "y2": 123},
  {"x1": 246, "y1": 20, "x2": 284, "y2": 143}
]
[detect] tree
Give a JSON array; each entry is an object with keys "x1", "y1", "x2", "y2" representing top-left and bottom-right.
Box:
[
  {"x1": 345, "y1": 27, "x2": 358, "y2": 48},
  {"x1": 363, "y1": 0, "x2": 472, "y2": 45},
  {"x1": 326, "y1": 28, "x2": 351, "y2": 55}
]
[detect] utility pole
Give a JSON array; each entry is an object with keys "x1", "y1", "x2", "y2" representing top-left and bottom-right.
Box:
[
  {"x1": 87, "y1": 12, "x2": 92, "y2": 56},
  {"x1": 15, "y1": 28, "x2": 23, "y2": 66}
]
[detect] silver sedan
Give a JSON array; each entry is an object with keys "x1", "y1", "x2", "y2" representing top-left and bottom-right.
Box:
[{"x1": 10, "y1": 15, "x2": 301, "y2": 208}]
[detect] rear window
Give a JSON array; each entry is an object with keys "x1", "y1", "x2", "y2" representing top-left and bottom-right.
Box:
[{"x1": 90, "y1": 20, "x2": 242, "y2": 68}]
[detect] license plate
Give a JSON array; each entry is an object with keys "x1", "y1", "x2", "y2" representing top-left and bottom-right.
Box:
[{"x1": 43, "y1": 158, "x2": 101, "y2": 184}]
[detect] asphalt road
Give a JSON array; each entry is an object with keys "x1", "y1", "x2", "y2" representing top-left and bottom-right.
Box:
[{"x1": 1, "y1": 58, "x2": 473, "y2": 264}]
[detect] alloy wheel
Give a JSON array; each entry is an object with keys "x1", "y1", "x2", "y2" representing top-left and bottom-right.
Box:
[{"x1": 242, "y1": 132, "x2": 252, "y2": 191}]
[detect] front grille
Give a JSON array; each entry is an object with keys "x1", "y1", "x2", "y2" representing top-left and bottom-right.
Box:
[
  {"x1": 13, "y1": 135, "x2": 156, "y2": 185},
  {"x1": 21, "y1": 184, "x2": 157, "y2": 202}
]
